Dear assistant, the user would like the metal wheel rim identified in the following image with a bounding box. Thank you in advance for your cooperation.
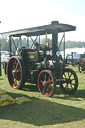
[7,57,22,89]
[38,71,54,97]
[61,70,76,93]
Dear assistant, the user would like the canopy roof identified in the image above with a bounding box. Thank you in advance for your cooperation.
[0,21,76,37]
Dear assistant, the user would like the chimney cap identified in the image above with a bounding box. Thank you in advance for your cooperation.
[51,21,59,25]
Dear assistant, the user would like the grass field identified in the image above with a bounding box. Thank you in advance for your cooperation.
[0,66,85,128]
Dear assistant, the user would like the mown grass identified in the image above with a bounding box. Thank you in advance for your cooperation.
[0,66,85,128]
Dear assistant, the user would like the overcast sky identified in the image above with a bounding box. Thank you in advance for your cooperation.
[0,0,85,41]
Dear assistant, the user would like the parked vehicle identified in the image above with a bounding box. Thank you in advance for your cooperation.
[75,54,85,73]
[1,52,10,73]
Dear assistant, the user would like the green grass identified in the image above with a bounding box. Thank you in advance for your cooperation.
[0,66,85,128]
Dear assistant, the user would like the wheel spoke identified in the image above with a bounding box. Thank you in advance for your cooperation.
[48,76,50,81]
[66,83,70,91]
[65,83,68,89]
[16,69,21,74]
[69,73,72,78]
[41,80,44,83]
[44,73,46,81]
[12,75,14,80]
[43,86,45,93]
[71,83,75,86]
[15,62,19,71]
[70,83,74,89]
[68,72,69,78]
[46,79,53,84]
[71,78,75,81]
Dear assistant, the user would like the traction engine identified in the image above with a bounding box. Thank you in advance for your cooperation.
[1,21,78,97]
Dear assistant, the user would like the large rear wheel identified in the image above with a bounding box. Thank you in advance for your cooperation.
[60,68,78,94]
[38,70,56,97]
[7,56,26,89]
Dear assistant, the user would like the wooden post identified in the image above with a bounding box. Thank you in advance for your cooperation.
[9,36,12,57]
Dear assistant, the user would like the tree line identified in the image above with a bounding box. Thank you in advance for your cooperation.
[0,37,85,53]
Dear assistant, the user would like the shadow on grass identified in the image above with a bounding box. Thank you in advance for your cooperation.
[23,84,38,92]
[53,86,85,101]
[0,92,85,126]
[22,84,85,100]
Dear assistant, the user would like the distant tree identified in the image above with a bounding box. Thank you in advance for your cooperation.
[0,36,85,52]
[0,37,9,51]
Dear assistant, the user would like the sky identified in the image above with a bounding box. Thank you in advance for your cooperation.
[0,0,85,41]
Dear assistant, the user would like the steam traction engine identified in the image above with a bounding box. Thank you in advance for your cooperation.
[1,21,78,97]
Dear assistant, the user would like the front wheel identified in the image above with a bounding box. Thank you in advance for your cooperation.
[38,70,56,97]
[60,68,78,94]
